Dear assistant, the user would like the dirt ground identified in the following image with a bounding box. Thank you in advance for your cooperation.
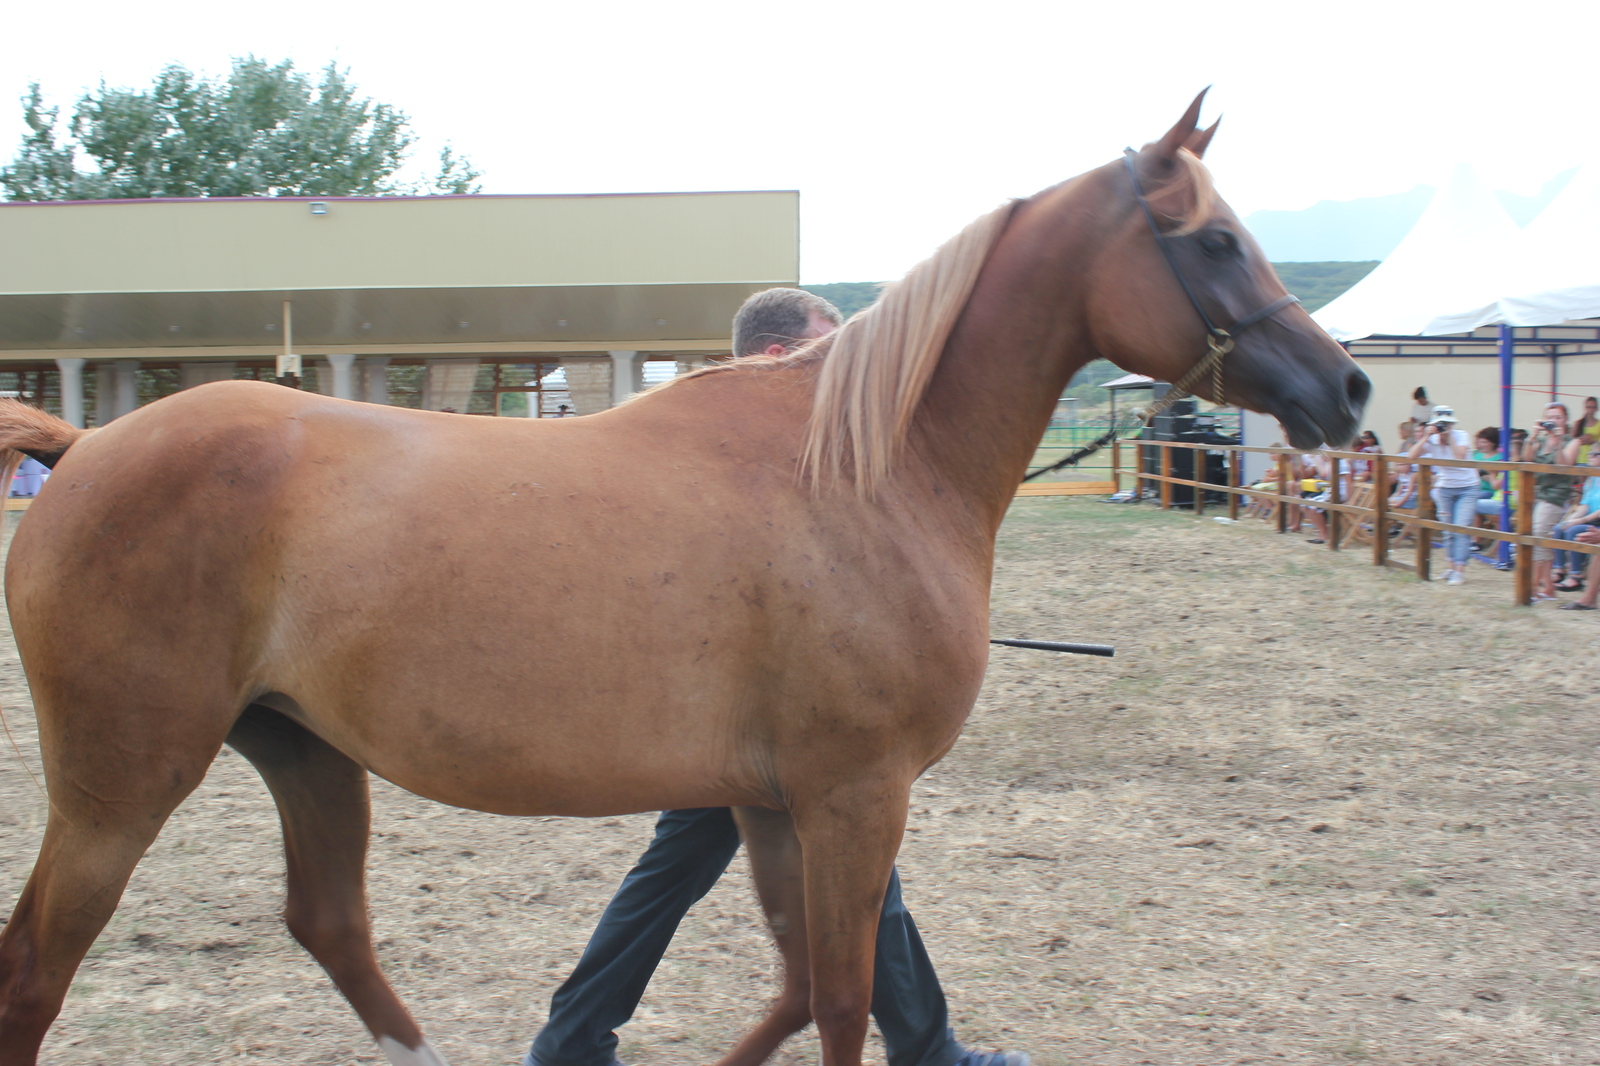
[3,499,1598,1065]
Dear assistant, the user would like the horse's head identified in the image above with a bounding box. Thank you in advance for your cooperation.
[1083,93,1370,449]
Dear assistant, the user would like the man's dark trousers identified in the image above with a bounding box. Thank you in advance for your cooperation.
[527,807,962,1066]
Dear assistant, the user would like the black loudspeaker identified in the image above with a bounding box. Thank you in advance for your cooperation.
[1139,438,1231,506]
[1152,414,1196,439]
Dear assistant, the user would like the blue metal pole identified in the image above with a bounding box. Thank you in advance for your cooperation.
[1498,323,1514,568]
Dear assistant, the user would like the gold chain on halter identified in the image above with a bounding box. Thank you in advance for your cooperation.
[1141,331,1231,420]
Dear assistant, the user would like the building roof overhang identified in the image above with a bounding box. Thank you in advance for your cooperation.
[0,191,799,360]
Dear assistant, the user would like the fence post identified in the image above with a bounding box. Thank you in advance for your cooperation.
[1515,469,1535,605]
[1276,451,1290,534]
[1228,450,1241,521]
[1194,447,1206,517]
[1160,444,1171,511]
[1415,464,1433,581]
[1372,454,1389,567]
[1328,457,1341,550]
[1112,438,1121,494]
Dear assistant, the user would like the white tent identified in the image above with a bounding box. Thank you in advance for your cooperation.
[1312,164,1523,341]
[1470,160,1600,328]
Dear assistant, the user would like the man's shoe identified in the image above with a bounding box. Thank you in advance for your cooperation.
[953,1052,1031,1066]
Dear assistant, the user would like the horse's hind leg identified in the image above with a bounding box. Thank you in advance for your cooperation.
[716,807,813,1066]
[0,710,224,1065]
[225,705,449,1066]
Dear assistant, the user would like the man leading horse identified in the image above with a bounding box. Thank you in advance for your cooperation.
[525,288,1027,1066]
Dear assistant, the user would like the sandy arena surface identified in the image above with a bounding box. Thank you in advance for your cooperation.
[2,499,1598,1065]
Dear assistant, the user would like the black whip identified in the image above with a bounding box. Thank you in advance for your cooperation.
[990,638,1115,657]
[1020,426,1122,482]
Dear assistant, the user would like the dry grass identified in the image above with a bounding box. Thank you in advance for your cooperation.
[2,501,1598,1064]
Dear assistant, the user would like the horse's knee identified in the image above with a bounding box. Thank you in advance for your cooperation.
[808,993,868,1037]
[284,902,369,966]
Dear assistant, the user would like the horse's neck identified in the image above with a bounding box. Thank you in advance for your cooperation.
[910,178,1110,534]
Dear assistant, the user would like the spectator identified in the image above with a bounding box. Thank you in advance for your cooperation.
[1355,430,1382,480]
[1473,427,1506,519]
[1408,406,1476,585]
[9,455,46,497]
[1302,442,1357,544]
[1389,423,1419,509]
[1526,403,1582,601]
[1575,395,1600,440]
[1560,528,1600,611]
[1410,387,1432,427]
[1553,446,1600,591]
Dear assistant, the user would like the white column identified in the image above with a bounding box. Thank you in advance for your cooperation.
[114,361,139,418]
[326,353,356,400]
[609,350,641,407]
[55,358,85,429]
[363,357,390,405]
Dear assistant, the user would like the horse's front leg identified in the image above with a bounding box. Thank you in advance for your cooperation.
[714,807,813,1066]
[792,778,910,1066]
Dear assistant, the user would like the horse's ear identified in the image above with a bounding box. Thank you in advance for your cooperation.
[1150,88,1210,162]
[1185,118,1220,159]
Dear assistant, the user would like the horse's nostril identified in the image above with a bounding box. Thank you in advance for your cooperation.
[1346,369,1372,409]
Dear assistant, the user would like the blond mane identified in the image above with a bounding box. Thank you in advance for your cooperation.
[796,201,1014,496]
[1149,148,1216,236]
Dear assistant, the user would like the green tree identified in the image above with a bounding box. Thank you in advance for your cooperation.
[2,58,481,201]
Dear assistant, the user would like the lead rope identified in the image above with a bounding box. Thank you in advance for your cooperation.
[1020,339,1226,482]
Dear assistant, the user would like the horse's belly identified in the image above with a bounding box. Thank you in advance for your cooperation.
[256,471,987,819]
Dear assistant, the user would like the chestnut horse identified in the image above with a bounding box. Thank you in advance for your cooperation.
[0,95,1367,1066]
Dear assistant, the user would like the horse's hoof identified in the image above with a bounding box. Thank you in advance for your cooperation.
[379,1036,452,1066]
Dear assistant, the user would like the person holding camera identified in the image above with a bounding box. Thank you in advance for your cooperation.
[1526,403,1583,600]
[1408,406,1477,584]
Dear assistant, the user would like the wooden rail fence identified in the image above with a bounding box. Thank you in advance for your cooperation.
[1105,440,1600,606]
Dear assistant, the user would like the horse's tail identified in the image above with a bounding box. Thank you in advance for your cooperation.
[0,400,93,801]
[0,399,94,494]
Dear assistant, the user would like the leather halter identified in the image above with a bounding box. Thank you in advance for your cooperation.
[1018,153,1300,484]
[1121,148,1300,405]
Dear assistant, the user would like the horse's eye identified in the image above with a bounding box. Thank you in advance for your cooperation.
[1198,231,1240,260]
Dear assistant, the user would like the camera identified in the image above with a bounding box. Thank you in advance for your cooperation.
[1539,420,1558,430]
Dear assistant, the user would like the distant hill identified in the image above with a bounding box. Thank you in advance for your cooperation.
[1272,261,1379,312]
[800,281,882,319]
[1242,169,1575,262]
[807,260,1376,321]
[1244,187,1434,262]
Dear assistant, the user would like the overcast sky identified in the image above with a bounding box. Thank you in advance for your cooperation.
[4,0,1596,282]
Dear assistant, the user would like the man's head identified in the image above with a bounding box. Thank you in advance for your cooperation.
[731,288,844,358]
